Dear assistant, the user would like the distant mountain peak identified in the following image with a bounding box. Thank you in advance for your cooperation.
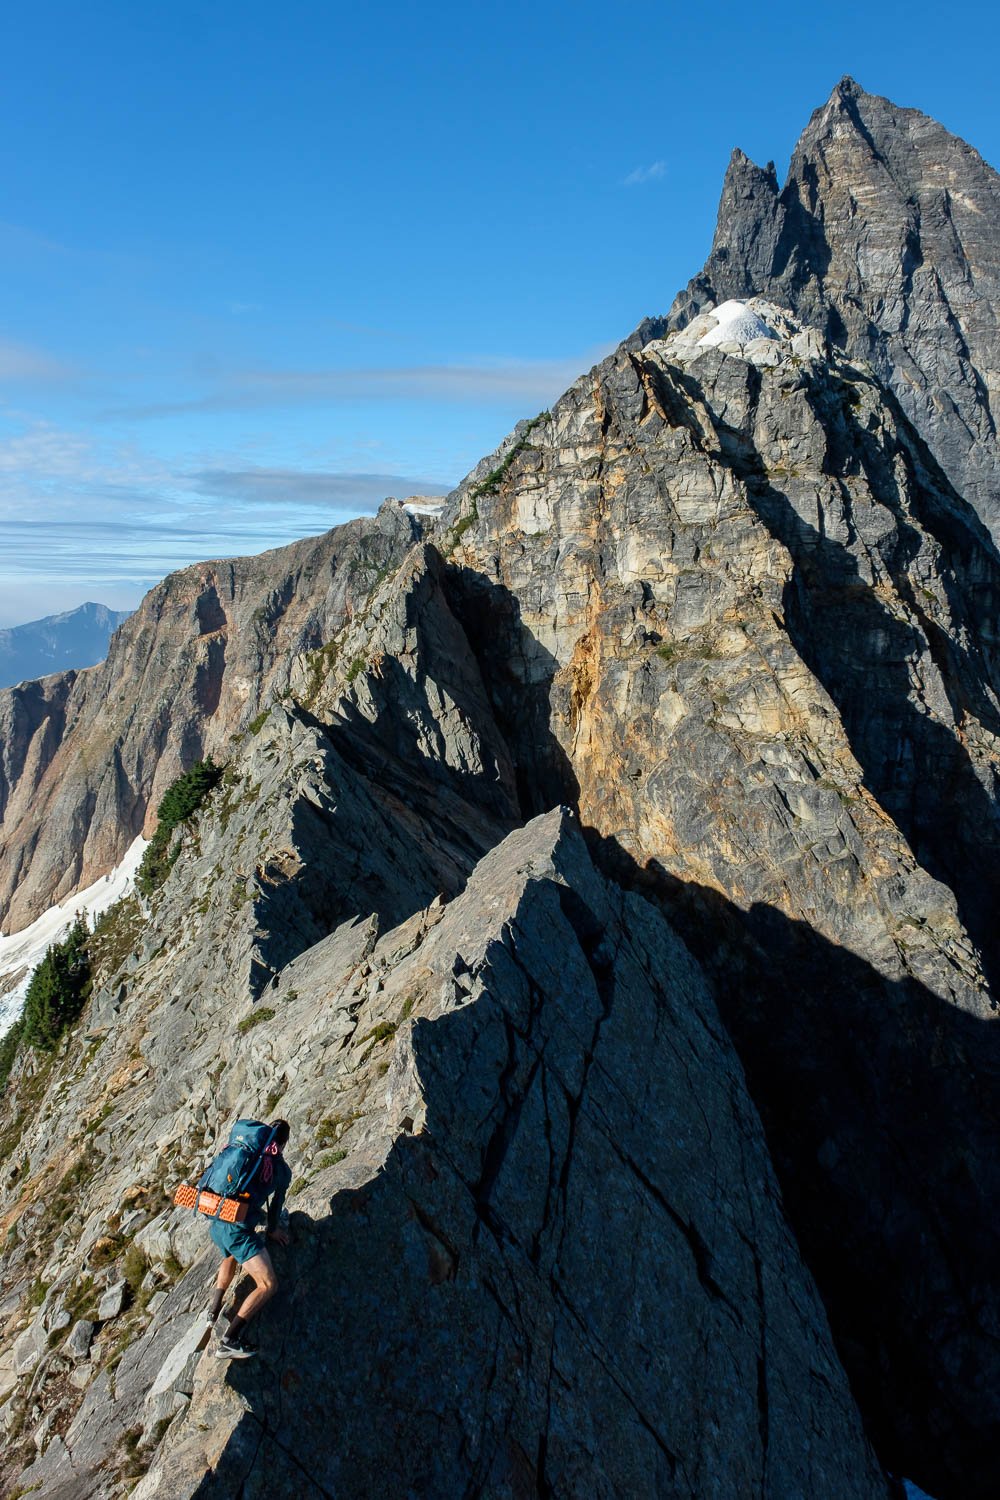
[0,601,132,691]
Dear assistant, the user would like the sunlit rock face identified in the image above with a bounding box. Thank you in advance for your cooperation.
[439,292,1000,1497]
[672,75,1000,544]
[0,503,421,935]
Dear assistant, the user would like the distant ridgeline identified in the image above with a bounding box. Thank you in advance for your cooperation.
[0,602,131,690]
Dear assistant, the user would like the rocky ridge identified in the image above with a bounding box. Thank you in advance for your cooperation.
[2,81,1000,1500]
[0,801,889,1499]
[435,294,1000,1496]
[0,504,420,935]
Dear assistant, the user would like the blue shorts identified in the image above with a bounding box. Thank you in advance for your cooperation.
[209,1217,266,1264]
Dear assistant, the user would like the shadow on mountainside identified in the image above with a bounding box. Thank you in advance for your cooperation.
[189,867,1000,1500]
[678,356,1000,998]
[442,560,1000,1496]
[187,557,1000,1499]
[591,836,1000,1500]
[249,557,526,990]
[439,561,581,818]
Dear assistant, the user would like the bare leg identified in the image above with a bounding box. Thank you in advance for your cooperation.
[207,1255,238,1322]
[227,1249,277,1328]
[215,1255,238,1292]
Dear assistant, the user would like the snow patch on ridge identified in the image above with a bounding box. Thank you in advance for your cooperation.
[0,836,147,1038]
[402,496,446,519]
[656,295,827,370]
[697,298,777,347]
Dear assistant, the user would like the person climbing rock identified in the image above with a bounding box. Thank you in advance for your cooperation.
[204,1119,292,1360]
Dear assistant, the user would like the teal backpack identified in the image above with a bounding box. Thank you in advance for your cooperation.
[196,1119,279,1216]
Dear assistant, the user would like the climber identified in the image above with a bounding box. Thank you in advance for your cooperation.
[205,1119,293,1360]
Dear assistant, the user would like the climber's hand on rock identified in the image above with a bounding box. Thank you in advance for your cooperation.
[268,1227,290,1246]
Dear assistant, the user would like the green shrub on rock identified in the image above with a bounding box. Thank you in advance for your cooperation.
[136,757,221,897]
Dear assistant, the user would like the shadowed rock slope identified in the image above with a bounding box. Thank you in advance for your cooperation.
[4,827,888,1500]
[671,76,1000,541]
[0,564,887,1497]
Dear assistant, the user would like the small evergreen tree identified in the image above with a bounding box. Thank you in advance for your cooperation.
[156,757,221,828]
[136,756,222,897]
[20,917,91,1053]
[0,1017,24,1092]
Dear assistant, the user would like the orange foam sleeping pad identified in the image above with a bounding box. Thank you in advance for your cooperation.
[173,1182,251,1223]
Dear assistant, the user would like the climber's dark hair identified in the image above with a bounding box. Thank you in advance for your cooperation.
[271,1120,291,1147]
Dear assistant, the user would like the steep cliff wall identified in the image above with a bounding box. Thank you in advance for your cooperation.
[3,81,1000,1500]
[435,300,1000,1496]
[0,504,419,935]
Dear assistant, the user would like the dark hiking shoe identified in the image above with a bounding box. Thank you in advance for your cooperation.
[214,1335,256,1360]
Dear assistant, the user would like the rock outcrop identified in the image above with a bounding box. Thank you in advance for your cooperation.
[671,76,1000,541]
[0,792,888,1498]
[0,502,420,934]
[435,298,1000,1497]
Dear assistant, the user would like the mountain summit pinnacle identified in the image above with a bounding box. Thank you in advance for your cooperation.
[672,78,1000,540]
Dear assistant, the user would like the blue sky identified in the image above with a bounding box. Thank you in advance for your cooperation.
[2,0,1000,625]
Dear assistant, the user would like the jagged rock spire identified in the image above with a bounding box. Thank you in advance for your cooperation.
[672,78,1000,539]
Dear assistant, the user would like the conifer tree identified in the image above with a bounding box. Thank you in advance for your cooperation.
[20,916,91,1053]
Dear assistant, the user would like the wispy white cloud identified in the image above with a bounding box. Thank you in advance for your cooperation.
[0,418,455,622]
[104,349,611,420]
[0,329,614,621]
[0,423,171,519]
[0,339,72,383]
[623,161,667,187]
[192,467,450,507]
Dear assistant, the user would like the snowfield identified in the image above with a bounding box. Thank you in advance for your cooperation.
[0,836,147,1038]
[402,499,446,518]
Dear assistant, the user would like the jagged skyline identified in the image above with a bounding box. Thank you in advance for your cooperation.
[3,2,1000,624]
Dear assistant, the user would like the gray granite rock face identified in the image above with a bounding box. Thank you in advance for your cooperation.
[65,1320,95,1361]
[0,812,888,1499]
[97,1281,127,1322]
[439,304,1000,1498]
[5,80,1000,1500]
[671,76,1000,542]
